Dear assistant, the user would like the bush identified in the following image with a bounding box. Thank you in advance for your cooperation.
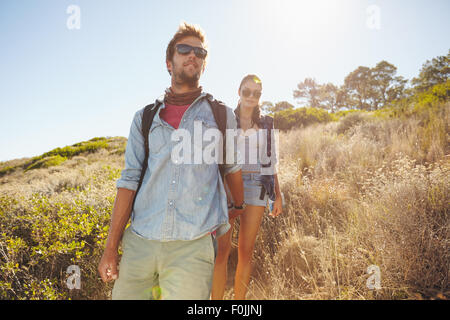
[334,109,364,118]
[22,140,109,172]
[25,155,67,171]
[0,166,16,178]
[0,174,117,299]
[41,140,109,158]
[335,111,370,135]
[275,107,337,131]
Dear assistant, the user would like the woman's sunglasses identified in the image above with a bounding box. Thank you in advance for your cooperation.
[175,44,208,59]
[241,88,262,99]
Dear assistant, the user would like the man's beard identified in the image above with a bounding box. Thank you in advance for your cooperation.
[173,66,201,87]
[180,71,200,86]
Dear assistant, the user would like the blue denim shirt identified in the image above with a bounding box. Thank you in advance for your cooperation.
[116,92,242,241]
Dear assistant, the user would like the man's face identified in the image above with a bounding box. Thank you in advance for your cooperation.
[167,36,207,87]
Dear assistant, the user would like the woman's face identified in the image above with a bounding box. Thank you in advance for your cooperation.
[238,80,262,109]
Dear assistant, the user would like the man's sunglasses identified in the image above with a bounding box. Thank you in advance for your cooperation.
[175,44,208,59]
[242,88,262,99]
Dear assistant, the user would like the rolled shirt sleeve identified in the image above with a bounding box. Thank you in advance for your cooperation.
[116,109,145,191]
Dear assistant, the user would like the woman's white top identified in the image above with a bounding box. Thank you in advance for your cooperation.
[236,128,278,175]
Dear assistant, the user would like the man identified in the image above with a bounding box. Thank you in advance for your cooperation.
[97,22,245,300]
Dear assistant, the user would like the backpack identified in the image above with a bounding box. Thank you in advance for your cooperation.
[131,94,228,211]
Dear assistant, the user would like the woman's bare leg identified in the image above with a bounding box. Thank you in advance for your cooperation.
[234,205,265,300]
[211,218,235,300]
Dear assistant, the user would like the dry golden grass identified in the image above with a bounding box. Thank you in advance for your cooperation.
[225,103,449,300]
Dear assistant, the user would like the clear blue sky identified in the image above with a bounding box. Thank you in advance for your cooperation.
[1,0,449,162]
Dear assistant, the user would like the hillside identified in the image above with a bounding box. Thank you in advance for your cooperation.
[0,102,448,299]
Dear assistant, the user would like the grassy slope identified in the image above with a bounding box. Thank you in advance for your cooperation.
[0,101,448,299]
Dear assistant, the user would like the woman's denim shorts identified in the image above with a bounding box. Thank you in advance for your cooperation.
[242,172,269,207]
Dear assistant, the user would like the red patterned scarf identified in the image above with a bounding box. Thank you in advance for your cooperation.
[164,86,203,106]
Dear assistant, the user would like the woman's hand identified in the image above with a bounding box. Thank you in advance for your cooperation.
[269,196,283,218]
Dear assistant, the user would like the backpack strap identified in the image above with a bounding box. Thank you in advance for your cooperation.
[131,101,162,212]
[261,115,274,168]
[259,115,276,200]
[205,94,227,184]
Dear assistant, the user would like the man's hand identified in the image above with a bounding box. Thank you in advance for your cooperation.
[228,207,245,220]
[98,248,119,282]
[98,188,135,283]
[224,170,244,219]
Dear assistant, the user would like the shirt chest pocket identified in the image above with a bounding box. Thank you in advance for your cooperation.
[148,123,167,155]
[192,117,222,163]
[194,116,219,131]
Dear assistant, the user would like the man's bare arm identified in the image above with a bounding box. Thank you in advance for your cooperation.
[225,169,245,219]
[98,187,136,282]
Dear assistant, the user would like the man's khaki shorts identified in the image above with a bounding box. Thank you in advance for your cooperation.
[112,227,217,300]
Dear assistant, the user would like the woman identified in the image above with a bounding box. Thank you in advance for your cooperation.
[211,74,283,300]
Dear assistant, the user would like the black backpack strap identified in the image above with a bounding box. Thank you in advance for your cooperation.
[131,101,162,212]
[259,115,275,200]
[205,94,228,184]
[261,115,274,168]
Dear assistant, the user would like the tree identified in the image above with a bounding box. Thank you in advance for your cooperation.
[293,78,321,108]
[411,50,449,93]
[272,101,294,112]
[260,101,294,115]
[370,60,407,108]
[343,61,407,111]
[318,83,349,113]
[344,66,374,110]
[274,107,335,130]
[260,101,274,115]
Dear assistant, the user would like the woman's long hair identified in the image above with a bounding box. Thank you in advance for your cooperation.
[235,74,262,128]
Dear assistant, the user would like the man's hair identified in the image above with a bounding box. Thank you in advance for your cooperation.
[166,22,208,75]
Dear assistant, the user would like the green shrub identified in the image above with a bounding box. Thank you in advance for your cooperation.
[0,189,116,299]
[373,80,449,120]
[335,111,370,135]
[41,140,109,159]
[334,109,364,118]
[23,140,109,172]
[0,166,16,177]
[275,107,336,130]
[412,80,449,114]
[25,155,67,171]
[88,137,108,142]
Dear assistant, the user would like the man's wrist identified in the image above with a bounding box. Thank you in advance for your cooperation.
[104,246,119,254]
[233,202,246,210]
[105,238,120,253]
